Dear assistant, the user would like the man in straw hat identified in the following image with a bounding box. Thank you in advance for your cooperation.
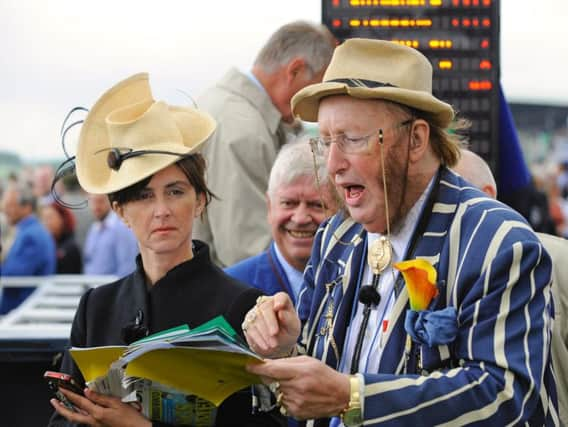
[242,39,558,426]
[194,21,336,268]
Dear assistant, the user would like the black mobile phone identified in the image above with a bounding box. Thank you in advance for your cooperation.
[44,370,84,411]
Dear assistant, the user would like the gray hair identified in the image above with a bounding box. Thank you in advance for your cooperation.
[254,21,335,77]
[268,136,329,200]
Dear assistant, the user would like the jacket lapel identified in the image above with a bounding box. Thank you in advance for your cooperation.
[378,168,459,373]
[330,233,367,367]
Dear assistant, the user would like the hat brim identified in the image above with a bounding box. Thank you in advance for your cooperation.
[76,73,216,194]
[292,81,454,127]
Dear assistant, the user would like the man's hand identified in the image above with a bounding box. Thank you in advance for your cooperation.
[51,387,151,427]
[247,355,351,420]
[243,292,301,358]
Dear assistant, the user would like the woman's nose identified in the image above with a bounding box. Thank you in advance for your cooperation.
[153,197,171,218]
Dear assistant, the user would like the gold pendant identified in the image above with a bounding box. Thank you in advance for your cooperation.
[367,236,392,274]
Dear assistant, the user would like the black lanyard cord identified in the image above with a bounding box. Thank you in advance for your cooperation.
[350,272,381,374]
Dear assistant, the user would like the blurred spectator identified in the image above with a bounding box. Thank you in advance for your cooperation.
[194,20,336,267]
[1,174,19,261]
[0,209,15,264]
[452,149,497,198]
[83,193,138,277]
[40,202,82,274]
[0,182,56,313]
[32,165,56,206]
[226,139,338,305]
[497,84,557,234]
[547,177,568,238]
[558,160,568,199]
[526,173,559,235]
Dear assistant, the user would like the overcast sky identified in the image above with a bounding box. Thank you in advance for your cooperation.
[1,0,567,161]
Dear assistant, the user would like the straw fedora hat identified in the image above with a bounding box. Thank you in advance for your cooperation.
[292,38,454,126]
[75,73,216,194]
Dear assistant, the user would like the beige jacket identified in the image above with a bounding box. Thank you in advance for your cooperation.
[538,232,568,426]
[194,68,290,267]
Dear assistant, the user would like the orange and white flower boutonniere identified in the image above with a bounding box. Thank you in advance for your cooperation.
[394,259,457,347]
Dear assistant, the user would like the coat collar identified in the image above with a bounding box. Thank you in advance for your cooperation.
[120,241,214,341]
[218,68,282,135]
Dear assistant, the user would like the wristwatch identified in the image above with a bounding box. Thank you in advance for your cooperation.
[340,374,363,426]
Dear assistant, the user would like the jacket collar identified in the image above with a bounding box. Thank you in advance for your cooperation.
[218,68,282,135]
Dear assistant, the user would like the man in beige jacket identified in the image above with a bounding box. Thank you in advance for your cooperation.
[194,21,335,267]
[455,149,567,425]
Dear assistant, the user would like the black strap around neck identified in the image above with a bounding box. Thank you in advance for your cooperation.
[394,166,444,296]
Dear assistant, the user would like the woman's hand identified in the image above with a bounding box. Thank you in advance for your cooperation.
[242,292,301,358]
[51,387,152,427]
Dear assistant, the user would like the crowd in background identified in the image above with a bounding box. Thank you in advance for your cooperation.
[531,152,568,238]
[0,164,138,278]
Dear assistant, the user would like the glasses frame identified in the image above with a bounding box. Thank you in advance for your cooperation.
[309,118,414,156]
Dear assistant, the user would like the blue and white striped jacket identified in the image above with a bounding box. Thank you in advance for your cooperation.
[297,167,558,426]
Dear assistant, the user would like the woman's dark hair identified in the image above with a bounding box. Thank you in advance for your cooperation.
[48,202,77,236]
[108,153,216,211]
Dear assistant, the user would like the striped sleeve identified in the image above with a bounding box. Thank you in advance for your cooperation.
[360,236,555,425]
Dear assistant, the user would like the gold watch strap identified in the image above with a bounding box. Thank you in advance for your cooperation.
[340,374,363,426]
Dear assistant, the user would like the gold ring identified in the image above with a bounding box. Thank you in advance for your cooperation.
[246,309,257,323]
[256,295,270,306]
[269,381,280,394]
[276,391,284,406]
[280,405,288,416]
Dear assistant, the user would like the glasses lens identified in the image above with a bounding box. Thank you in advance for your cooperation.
[338,135,369,154]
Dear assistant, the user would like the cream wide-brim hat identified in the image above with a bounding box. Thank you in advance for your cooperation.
[75,73,216,194]
[292,38,454,126]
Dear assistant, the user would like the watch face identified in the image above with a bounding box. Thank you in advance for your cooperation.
[342,407,363,426]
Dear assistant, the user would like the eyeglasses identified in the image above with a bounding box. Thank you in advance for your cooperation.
[309,119,414,156]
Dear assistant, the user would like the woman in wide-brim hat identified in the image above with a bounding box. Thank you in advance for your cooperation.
[49,73,283,427]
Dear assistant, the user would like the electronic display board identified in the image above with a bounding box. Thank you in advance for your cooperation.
[322,0,500,175]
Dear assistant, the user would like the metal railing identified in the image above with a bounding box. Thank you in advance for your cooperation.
[0,275,117,341]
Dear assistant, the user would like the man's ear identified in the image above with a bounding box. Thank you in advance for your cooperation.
[285,57,306,83]
[482,184,497,199]
[408,119,430,163]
